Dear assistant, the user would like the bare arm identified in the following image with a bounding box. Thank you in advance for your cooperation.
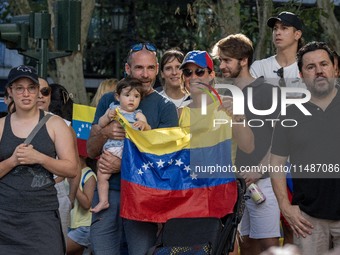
[87,121,125,159]
[219,96,254,153]
[0,146,20,178]
[76,175,96,210]
[98,108,115,128]
[134,112,151,131]
[232,118,254,154]
[67,127,81,206]
[270,153,313,238]
[240,148,270,186]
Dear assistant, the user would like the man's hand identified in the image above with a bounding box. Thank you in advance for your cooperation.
[239,171,262,187]
[102,121,126,140]
[97,150,121,174]
[281,204,314,238]
[218,96,233,117]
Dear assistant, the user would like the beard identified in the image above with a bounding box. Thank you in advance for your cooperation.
[222,61,242,79]
[308,77,335,98]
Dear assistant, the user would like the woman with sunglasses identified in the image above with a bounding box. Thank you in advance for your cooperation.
[37,79,81,246]
[159,49,190,110]
[178,51,253,255]
[0,66,78,254]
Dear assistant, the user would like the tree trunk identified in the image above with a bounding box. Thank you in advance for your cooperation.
[215,0,240,37]
[47,0,95,105]
[317,0,340,53]
[253,0,272,60]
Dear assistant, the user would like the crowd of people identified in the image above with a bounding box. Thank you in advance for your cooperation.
[0,10,339,255]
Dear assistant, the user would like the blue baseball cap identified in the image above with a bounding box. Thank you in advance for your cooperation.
[179,50,214,71]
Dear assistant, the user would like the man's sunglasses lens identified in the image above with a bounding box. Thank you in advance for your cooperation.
[40,87,51,96]
[182,68,206,77]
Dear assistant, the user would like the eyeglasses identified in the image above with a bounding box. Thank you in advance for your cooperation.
[182,68,208,78]
[11,85,38,95]
[276,67,286,87]
[40,87,51,96]
[130,43,157,53]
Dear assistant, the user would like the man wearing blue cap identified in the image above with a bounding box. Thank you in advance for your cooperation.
[251,11,306,99]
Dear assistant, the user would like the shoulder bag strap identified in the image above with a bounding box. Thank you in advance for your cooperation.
[24,113,53,145]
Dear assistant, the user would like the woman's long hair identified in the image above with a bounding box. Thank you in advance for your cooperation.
[49,83,74,121]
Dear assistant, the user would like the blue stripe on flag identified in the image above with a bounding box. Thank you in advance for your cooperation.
[72,119,92,140]
[121,138,235,191]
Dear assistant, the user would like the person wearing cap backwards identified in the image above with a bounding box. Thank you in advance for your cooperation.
[251,11,307,98]
[0,65,78,254]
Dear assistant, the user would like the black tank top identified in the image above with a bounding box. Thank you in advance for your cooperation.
[0,110,58,212]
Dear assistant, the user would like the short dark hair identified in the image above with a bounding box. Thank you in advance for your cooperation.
[297,41,334,72]
[160,49,184,72]
[115,77,144,98]
[211,33,254,68]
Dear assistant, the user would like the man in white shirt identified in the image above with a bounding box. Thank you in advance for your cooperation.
[251,11,306,98]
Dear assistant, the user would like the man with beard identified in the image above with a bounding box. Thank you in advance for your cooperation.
[270,41,340,255]
[211,34,281,254]
[87,43,178,255]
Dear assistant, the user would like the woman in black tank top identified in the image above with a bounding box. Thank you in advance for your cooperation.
[0,65,78,255]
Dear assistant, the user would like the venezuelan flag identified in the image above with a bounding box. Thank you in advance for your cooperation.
[118,104,237,223]
[72,104,96,157]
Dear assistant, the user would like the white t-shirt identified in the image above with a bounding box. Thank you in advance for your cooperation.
[159,90,191,108]
[250,55,306,98]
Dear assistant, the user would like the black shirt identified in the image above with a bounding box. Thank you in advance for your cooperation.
[271,88,340,220]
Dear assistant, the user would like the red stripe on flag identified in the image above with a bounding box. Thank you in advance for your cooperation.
[120,179,238,223]
[77,139,88,157]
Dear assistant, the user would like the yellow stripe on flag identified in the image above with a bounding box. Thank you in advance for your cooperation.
[72,104,96,123]
[115,103,232,156]
[116,110,190,155]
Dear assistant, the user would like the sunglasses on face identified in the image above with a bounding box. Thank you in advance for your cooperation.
[130,43,157,53]
[182,68,207,78]
[40,87,51,96]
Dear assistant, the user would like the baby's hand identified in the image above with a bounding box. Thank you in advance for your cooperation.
[107,109,117,120]
[133,121,150,131]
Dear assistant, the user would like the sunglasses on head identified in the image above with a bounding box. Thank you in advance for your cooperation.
[40,87,51,96]
[130,43,157,53]
[182,68,208,78]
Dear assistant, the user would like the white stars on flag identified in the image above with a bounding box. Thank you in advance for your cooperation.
[175,158,184,167]
[135,156,198,180]
[156,159,165,168]
[183,165,191,173]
